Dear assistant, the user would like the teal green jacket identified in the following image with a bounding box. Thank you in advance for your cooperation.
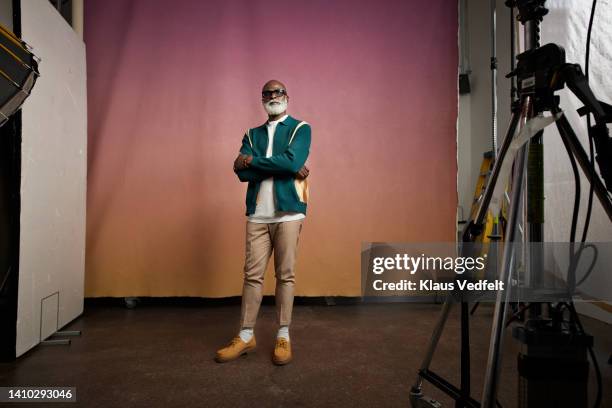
[235,115,311,216]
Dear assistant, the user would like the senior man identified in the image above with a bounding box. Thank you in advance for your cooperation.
[215,80,311,365]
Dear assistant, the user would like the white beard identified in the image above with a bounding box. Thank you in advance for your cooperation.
[263,99,287,116]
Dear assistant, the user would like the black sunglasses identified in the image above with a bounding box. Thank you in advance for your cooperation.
[262,89,287,99]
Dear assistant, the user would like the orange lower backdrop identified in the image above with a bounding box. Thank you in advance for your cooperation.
[84,0,458,297]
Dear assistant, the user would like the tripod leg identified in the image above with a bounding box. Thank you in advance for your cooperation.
[460,302,471,408]
[481,143,529,408]
[470,302,479,315]
[555,114,612,220]
[412,103,525,407]
[411,299,453,392]
[469,110,521,233]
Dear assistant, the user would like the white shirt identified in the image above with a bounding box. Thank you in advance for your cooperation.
[248,115,306,224]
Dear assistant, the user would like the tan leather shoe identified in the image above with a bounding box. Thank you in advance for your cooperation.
[215,336,256,363]
[272,337,292,365]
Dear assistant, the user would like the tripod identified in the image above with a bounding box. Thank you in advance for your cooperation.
[409,2,612,407]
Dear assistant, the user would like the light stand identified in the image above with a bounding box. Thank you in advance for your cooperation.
[410,1,612,407]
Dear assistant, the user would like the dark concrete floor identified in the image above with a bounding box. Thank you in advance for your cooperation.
[0,300,610,408]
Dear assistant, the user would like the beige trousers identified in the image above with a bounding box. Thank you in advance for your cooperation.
[240,219,303,328]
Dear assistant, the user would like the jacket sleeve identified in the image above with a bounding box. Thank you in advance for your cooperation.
[249,124,311,174]
[234,132,269,182]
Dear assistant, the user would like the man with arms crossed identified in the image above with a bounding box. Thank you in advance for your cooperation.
[215,80,311,365]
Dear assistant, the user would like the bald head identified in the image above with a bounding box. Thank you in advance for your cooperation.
[262,79,287,93]
[261,79,289,120]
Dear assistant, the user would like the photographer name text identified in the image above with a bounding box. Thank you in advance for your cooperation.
[371,279,505,292]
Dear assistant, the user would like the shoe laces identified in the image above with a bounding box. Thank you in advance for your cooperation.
[277,338,289,349]
[229,337,243,346]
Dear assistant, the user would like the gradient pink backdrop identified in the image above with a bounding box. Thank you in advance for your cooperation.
[84,0,458,297]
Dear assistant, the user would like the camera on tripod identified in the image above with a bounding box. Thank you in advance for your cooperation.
[508,43,612,192]
[509,43,564,112]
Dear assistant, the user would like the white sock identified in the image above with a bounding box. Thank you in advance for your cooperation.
[239,328,253,342]
[277,326,290,340]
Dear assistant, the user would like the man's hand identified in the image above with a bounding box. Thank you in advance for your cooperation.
[295,165,309,180]
[233,154,253,171]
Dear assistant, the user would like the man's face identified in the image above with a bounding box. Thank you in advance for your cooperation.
[262,83,288,116]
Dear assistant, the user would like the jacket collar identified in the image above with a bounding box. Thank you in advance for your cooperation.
[262,114,293,128]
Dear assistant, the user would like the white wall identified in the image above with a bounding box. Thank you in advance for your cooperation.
[457,92,471,223]
[16,0,87,356]
[457,0,511,227]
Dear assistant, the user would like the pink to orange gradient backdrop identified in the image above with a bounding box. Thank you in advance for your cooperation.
[84,0,458,297]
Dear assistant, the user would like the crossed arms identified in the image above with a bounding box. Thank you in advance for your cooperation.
[233,125,311,182]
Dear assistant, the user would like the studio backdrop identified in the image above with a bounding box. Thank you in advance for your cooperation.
[84,0,458,297]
